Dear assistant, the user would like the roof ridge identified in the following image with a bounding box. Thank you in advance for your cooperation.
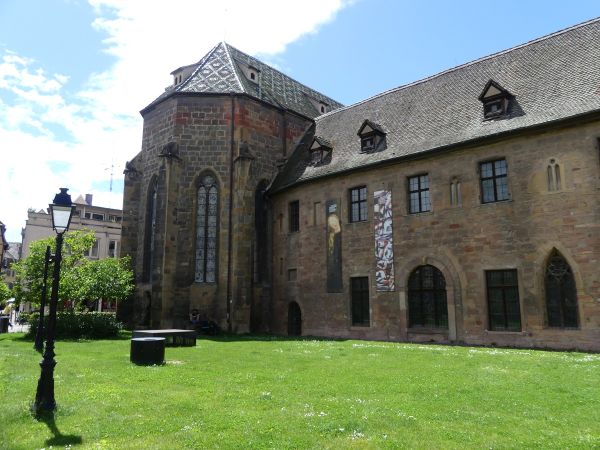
[318,16,600,120]
[221,41,246,94]
[176,42,223,93]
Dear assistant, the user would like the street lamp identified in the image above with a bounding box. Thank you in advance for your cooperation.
[34,188,75,413]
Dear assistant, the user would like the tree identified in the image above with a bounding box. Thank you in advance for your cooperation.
[12,230,96,306]
[68,256,134,311]
[0,279,11,304]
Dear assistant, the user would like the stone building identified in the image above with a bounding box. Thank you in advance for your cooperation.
[21,194,122,260]
[122,19,600,350]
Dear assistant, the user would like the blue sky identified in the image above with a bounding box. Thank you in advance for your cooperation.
[0,0,598,242]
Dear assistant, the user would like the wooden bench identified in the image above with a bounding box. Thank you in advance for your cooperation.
[132,329,197,347]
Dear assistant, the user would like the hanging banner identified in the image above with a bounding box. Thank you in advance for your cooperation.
[374,190,395,291]
[326,199,343,292]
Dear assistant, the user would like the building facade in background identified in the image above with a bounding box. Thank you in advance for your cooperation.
[122,19,600,350]
[21,194,122,260]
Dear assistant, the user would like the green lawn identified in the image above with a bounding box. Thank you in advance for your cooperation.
[1,333,599,449]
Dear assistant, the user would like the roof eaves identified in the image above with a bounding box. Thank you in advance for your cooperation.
[274,108,600,194]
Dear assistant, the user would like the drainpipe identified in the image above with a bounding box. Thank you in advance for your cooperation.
[226,94,235,332]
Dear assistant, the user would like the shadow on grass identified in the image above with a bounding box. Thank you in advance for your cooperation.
[35,410,83,447]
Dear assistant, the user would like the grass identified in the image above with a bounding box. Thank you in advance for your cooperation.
[1,333,599,449]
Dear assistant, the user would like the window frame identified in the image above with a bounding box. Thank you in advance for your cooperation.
[350,276,370,327]
[195,173,219,284]
[407,265,448,329]
[348,186,368,223]
[408,174,431,214]
[485,269,522,332]
[289,200,300,233]
[480,158,509,204]
[545,251,578,328]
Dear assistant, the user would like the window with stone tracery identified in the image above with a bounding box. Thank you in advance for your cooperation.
[195,174,219,283]
[545,250,578,328]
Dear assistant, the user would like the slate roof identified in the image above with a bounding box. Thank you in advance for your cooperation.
[142,42,343,118]
[272,18,600,192]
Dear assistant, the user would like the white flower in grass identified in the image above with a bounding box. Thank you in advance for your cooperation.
[318,411,327,416]
[350,430,365,440]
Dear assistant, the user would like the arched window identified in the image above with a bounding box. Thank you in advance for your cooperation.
[547,159,562,191]
[195,173,218,283]
[408,265,448,328]
[545,250,578,328]
[143,178,158,282]
[254,180,269,283]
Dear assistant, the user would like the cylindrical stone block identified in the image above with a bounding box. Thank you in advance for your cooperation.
[130,337,165,365]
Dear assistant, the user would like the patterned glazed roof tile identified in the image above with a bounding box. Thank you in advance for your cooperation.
[143,42,343,118]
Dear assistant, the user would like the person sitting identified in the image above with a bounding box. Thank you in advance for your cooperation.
[189,309,200,327]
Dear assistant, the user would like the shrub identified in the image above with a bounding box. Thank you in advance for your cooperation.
[26,311,123,340]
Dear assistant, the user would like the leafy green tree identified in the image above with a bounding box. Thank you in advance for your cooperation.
[12,230,96,306]
[0,279,11,303]
[68,256,134,311]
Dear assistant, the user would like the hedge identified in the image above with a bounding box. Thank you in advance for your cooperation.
[26,311,122,340]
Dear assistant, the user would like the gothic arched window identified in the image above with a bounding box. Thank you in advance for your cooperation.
[143,178,158,282]
[195,174,219,283]
[545,250,578,328]
[547,159,562,191]
[408,265,448,328]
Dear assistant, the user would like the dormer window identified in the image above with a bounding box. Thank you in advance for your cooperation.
[357,120,385,152]
[309,136,332,165]
[246,65,259,84]
[479,80,512,120]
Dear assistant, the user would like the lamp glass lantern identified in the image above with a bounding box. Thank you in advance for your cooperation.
[50,188,75,234]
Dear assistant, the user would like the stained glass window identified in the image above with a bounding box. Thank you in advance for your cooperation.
[195,174,218,283]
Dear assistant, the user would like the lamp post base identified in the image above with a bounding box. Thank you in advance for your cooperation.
[33,336,57,413]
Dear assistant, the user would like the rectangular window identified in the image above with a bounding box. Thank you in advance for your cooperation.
[86,240,99,259]
[351,277,370,327]
[486,269,521,331]
[287,268,297,281]
[480,159,509,203]
[289,200,299,233]
[84,212,91,219]
[91,213,105,221]
[349,186,367,222]
[408,174,431,213]
[108,240,118,258]
[313,202,322,226]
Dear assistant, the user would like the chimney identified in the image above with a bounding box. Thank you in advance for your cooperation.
[85,194,93,206]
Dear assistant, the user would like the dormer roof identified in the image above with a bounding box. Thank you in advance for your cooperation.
[311,136,333,150]
[357,119,385,136]
[478,79,512,101]
[143,42,344,118]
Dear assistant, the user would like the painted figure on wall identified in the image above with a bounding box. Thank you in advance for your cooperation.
[374,190,394,291]
[326,199,343,292]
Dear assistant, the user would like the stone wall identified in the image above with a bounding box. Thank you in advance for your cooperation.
[121,94,312,331]
[270,119,600,351]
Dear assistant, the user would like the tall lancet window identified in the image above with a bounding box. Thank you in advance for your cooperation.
[143,179,158,282]
[545,250,578,328]
[195,174,219,283]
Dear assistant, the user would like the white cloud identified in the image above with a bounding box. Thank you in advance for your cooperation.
[0,0,350,242]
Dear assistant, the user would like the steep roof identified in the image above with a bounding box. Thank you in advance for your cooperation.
[272,18,600,192]
[142,42,343,118]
